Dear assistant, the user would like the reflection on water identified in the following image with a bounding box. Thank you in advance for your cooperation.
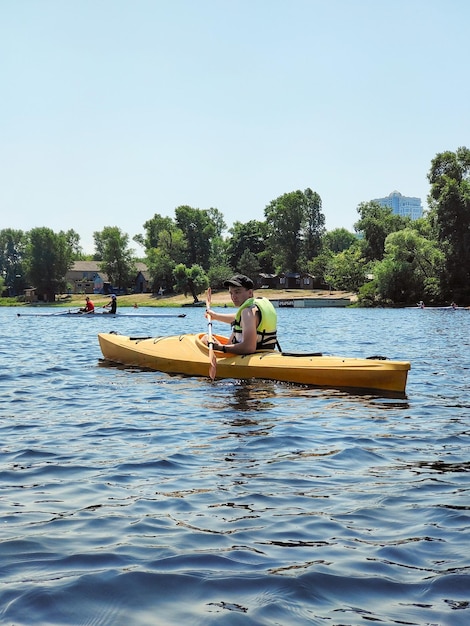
[223,380,278,412]
[1,306,469,625]
[410,460,470,474]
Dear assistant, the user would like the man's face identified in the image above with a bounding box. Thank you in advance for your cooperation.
[228,286,252,307]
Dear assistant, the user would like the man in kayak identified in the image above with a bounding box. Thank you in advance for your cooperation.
[80,296,95,314]
[103,293,117,314]
[204,274,278,354]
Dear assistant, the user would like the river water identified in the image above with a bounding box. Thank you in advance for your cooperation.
[1,305,469,625]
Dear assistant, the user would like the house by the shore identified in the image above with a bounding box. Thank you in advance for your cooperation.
[65,261,150,294]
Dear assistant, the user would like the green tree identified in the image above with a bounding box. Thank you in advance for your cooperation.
[372,228,443,304]
[264,188,325,272]
[238,249,261,279]
[93,226,137,292]
[226,220,269,271]
[383,228,443,303]
[207,207,226,237]
[356,280,380,307]
[207,263,234,290]
[265,190,304,271]
[302,188,326,261]
[326,247,368,292]
[143,220,187,294]
[354,201,409,262]
[0,228,27,296]
[157,227,187,264]
[175,206,216,269]
[25,227,74,301]
[323,228,357,253]
[64,229,83,259]
[427,146,470,301]
[306,249,334,286]
[372,257,411,304]
[173,263,209,303]
[146,248,175,294]
[139,214,179,250]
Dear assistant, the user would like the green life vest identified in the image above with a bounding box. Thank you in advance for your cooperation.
[232,297,278,350]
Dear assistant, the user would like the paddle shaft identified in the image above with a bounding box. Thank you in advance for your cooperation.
[206,288,217,380]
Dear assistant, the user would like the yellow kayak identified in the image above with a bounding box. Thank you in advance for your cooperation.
[98,332,410,394]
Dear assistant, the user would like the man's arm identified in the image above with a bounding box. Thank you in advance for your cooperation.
[205,309,235,324]
[223,306,257,354]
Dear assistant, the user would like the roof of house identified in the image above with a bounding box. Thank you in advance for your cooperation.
[70,261,102,272]
[70,261,148,272]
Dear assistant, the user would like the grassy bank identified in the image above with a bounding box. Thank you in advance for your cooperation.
[2,289,355,308]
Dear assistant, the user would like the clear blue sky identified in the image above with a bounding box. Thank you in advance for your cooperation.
[1,0,469,254]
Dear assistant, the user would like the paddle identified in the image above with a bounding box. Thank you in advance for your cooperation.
[16,309,80,317]
[206,288,217,381]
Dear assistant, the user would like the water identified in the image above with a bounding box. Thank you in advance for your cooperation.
[1,305,469,625]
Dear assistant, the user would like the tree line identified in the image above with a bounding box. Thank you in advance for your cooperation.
[1,147,469,305]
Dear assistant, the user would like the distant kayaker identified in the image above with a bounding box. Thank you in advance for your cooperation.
[103,294,117,314]
[80,296,95,314]
[204,274,278,354]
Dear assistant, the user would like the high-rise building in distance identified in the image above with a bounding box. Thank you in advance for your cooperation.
[373,191,423,220]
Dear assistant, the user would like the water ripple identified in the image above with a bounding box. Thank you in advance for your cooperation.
[1,307,469,624]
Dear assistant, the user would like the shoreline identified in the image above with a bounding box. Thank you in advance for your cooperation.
[2,289,357,308]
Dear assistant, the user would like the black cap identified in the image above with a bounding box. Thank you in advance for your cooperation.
[223,274,254,289]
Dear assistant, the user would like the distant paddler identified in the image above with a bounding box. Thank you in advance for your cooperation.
[103,293,117,314]
[80,296,95,314]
